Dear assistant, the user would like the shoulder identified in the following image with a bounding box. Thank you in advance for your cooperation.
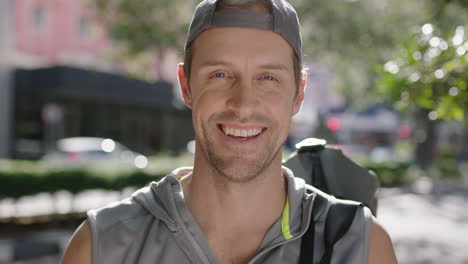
[61,220,92,264]
[368,217,398,264]
[87,196,150,234]
[62,192,155,264]
[61,197,148,264]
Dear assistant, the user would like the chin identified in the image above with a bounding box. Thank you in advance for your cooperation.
[210,154,275,183]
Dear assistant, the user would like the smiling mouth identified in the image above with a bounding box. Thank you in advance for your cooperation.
[217,124,266,140]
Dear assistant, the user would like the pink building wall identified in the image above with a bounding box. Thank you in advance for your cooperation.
[15,0,110,64]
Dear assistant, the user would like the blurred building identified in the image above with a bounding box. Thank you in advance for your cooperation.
[12,66,193,159]
[0,0,192,159]
[2,0,110,68]
[0,0,14,159]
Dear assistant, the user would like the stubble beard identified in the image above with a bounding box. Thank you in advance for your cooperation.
[197,111,285,183]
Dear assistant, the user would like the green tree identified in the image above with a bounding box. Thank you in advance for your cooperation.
[377,24,467,166]
[378,26,468,121]
[295,0,431,107]
[295,0,467,167]
[90,0,193,80]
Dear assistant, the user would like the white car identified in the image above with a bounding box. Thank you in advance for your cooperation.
[44,137,148,169]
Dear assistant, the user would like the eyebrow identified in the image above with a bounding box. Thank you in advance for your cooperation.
[198,60,290,72]
[258,63,290,72]
[198,60,234,68]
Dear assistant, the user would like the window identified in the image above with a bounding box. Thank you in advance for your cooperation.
[32,5,45,29]
[77,17,91,38]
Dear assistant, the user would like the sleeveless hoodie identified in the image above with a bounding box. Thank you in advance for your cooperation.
[87,167,372,264]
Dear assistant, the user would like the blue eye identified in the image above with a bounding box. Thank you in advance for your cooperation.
[214,72,226,78]
[263,75,275,81]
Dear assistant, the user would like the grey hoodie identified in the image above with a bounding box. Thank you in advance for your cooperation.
[87,167,372,264]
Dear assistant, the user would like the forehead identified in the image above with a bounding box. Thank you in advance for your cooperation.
[191,27,295,68]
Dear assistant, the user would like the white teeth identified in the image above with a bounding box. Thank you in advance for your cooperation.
[222,126,262,137]
[251,128,262,136]
[241,130,247,137]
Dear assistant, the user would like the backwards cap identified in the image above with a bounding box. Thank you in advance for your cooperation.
[186,0,302,64]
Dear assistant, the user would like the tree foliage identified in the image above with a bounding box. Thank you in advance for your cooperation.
[376,0,468,121]
[377,25,468,120]
[89,0,194,80]
[92,0,191,53]
[375,1,468,166]
[295,0,430,106]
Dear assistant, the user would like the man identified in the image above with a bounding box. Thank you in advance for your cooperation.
[62,0,398,263]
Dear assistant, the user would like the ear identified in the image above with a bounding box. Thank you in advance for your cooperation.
[178,63,192,109]
[292,70,307,115]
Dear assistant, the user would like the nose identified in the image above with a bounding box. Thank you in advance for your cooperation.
[225,78,258,118]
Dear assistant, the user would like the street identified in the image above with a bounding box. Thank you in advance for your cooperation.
[378,178,468,264]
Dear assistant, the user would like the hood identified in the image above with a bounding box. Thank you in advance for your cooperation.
[131,166,310,241]
[131,167,194,230]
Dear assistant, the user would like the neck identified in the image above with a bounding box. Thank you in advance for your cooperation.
[180,151,287,244]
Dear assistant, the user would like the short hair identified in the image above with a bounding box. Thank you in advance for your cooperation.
[183,0,303,93]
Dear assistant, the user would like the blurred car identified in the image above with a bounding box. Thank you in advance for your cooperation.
[43,137,148,169]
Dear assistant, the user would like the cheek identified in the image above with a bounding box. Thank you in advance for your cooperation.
[264,93,295,115]
[191,90,225,130]
[191,89,223,115]
[189,80,224,107]
[267,95,295,131]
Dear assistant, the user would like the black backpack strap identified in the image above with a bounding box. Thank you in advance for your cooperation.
[308,150,329,194]
[300,192,360,264]
[299,192,327,264]
[320,201,360,264]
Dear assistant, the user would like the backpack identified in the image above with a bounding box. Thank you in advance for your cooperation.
[283,138,379,215]
[284,138,380,263]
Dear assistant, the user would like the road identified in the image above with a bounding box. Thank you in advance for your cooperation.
[378,178,468,264]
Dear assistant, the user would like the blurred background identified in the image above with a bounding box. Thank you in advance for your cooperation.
[0,0,467,263]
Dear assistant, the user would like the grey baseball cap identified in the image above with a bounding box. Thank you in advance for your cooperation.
[186,0,302,63]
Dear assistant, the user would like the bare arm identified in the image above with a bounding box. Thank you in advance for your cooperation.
[368,217,398,264]
[61,220,92,264]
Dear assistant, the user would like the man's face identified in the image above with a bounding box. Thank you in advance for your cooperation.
[180,27,305,182]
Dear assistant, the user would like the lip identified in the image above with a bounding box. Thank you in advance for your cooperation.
[218,122,266,130]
